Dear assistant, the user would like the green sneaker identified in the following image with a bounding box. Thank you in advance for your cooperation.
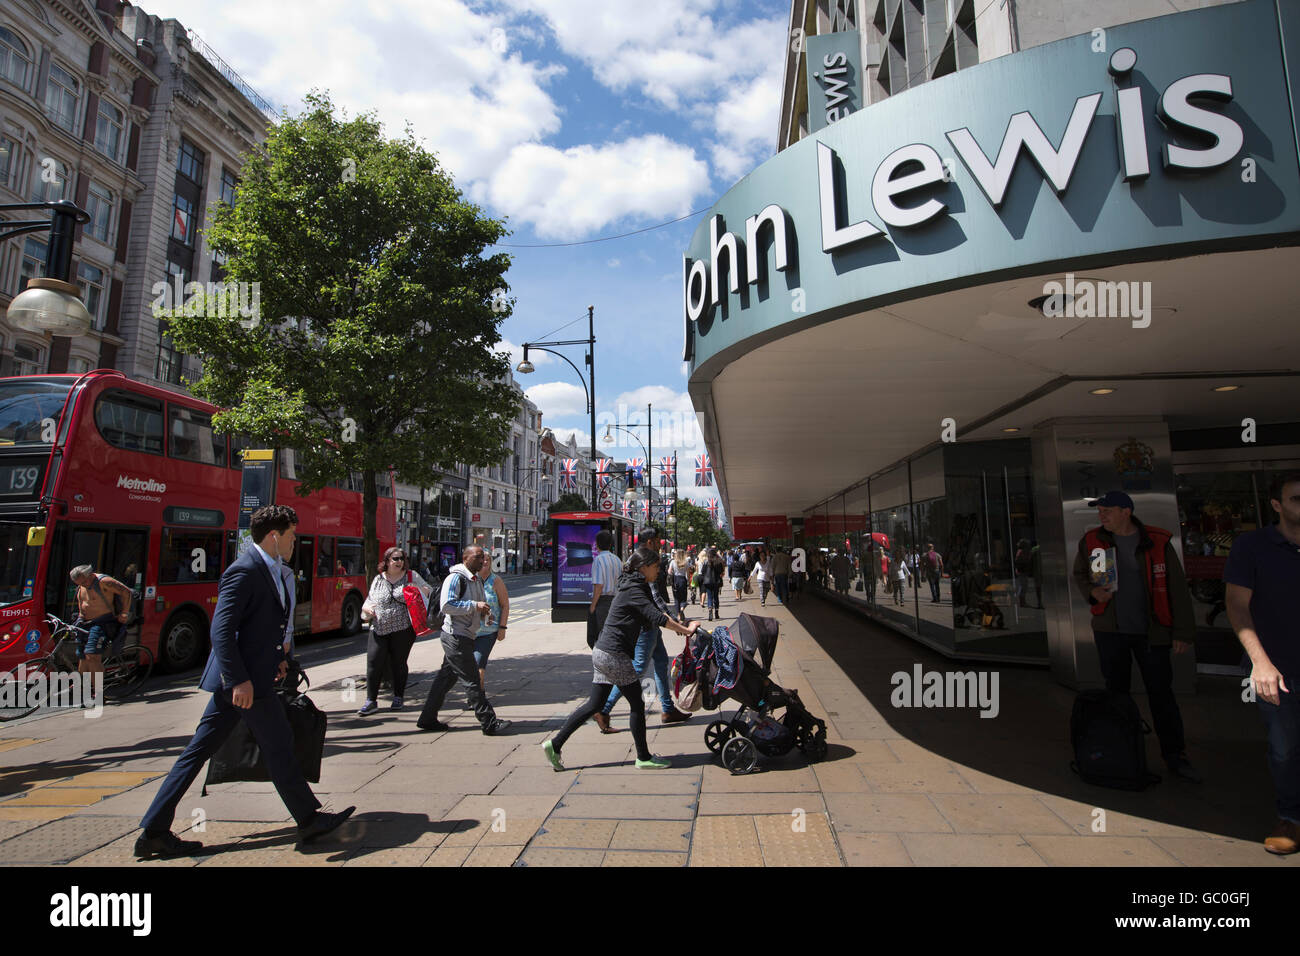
[541,739,564,772]
[635,755,671,770]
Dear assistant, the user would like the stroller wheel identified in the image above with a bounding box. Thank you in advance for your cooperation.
[721,736,758,775]
[704,720,733,754]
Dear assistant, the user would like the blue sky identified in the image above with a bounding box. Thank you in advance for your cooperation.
[160,0,790,517]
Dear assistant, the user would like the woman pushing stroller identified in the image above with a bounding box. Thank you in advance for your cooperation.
[542,547,699,771]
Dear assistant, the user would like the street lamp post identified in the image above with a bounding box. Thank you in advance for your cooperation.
[1,199,94,335]
[517,306,597,509]
[514,463,552,574]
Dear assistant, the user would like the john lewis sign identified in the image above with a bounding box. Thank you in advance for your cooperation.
[682,0,1300,368]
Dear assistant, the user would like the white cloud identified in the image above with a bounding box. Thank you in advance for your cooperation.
[484,136,711,239]
[607,258,621,268]
[505,0,784,181]
[525,381,588,417]
[160,0,564,190]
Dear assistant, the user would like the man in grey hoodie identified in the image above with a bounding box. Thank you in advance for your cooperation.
[417,546,511,735]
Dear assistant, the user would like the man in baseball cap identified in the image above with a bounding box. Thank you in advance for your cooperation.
[1072,491,1200,782]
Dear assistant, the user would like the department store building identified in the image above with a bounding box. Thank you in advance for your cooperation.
[686,0,1300,688]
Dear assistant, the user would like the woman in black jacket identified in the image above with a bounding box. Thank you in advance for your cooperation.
[542,547,699,771]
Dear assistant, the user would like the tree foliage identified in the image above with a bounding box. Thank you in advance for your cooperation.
[542,492,596,540]
[667,499,730,551]
[165,91,519,579]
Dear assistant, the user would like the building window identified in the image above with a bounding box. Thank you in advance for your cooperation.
[67,356,92,374]
[0,27,30,91]
[94,100,124,161]
[166,257,191,285]
[77,262,105,329]
[44,63,80,133]
[30,159,68,204]
[84,184,113,242]
[503,491,510,512]
[18,238,45,291]
[177,137,205,183]
[171,194,194,245]
[0,135,14,188]
[12,343,42,377]
[474,485,482,508]
[488,489,496,510]
[219,167,237,206]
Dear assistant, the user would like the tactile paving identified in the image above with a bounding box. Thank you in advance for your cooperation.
[754,812,842,866]
[688,815,762,867]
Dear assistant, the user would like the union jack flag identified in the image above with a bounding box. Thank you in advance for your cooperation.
[695,453,713,487]
[560,459,578,491]
[626,458,644,489]
[659,457,675,488]
[706,498,719,520]
[620,498,631,518]
[641,499,650,518]
[595,458,612,490]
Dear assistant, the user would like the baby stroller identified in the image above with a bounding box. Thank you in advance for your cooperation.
[671,613,829,775]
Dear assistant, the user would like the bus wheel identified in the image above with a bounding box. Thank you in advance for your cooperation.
[160,612,207,672]
[340,594,363,636]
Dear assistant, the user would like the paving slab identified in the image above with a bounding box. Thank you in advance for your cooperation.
[1033,795,1217,839]
[342,847,434,866]
[900,833,1048,866]
[700,764,820,793]
[835,832,915,866]
[0,815,138,863]
[754,812,842,866]
[464,844,524,866]
[689,815,763,867]
[358,764,510,795]
[697,792,825,815]
[423,845,473,866]
[530,818,618,849]
[490,766,578,795]
[609,819,692,852]
[825,793,954,833]
[602,850,688,866]
[517,847,605,867]
[568,772,700,796]
[1022,835,1183,866]
[929,794,1077,836]
[551,794,696,820]
[1151,835,1287,866]
[0,787,126,807]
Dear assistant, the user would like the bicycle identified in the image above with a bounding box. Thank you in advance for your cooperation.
[0,613,153,720]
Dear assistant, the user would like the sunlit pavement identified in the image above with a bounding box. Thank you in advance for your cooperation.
[0,583,1283,866]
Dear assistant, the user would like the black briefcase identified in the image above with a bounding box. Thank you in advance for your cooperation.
[204,662,327,787]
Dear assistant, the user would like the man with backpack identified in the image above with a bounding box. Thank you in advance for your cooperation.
[416,545,511,735]
[1072,491,1200,783]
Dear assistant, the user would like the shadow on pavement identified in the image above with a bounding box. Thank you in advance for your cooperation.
[790,593,1274,842]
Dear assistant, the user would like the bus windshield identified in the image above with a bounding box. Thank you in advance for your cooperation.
[0,521,40,607]
[0,379,73,446]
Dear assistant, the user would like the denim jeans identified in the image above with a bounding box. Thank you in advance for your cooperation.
[773,574,789,604]
[927,574,941,603]
[1094,631,1185,759]
[1258,684,1300,822]
[603,626,672,714]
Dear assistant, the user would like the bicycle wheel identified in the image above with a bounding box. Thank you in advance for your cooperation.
[0,657,53,720]
[101,645,153,701]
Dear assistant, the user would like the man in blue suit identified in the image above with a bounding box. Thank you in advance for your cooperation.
[135,505,354,858]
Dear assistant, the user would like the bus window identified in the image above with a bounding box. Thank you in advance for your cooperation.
[336,538,363,575]
[95,389,163,454]
[0,520,40,606]
[317,536,335,577]
[168,405,226,466]
[279,448,299,481]
[0,379,72,445]
[160,528,223,583]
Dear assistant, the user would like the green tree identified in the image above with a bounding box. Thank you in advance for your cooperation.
[166,92,518,580]
[668,499,729,551]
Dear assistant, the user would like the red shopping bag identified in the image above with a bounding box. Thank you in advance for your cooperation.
[402,571,433,637]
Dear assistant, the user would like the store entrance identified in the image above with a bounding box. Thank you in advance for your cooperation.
[1174,457,1299,672]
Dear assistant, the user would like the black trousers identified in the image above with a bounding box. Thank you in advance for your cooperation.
[419,632,496,728]
[1094,630,1186,759]
[587,594,614,649]
[140,689,321,832]
[552,682,650,761]
[366,625,416,698]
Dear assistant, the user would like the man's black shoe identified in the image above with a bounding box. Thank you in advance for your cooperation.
[297,806,356,845]
[417,718,451,732]
[134,830,202,859]
[483,718,512,736]
[1166,755,1204,783]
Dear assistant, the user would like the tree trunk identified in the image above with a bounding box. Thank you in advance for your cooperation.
[363,468,379,582]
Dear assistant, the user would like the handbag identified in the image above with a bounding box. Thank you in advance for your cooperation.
[744,577,752,595]
[203,661,327,789]
[402,571,433,637]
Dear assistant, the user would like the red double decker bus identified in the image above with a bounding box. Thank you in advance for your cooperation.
[0,370,394,673]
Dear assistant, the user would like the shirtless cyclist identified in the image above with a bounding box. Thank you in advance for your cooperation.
[69,564,132,683]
